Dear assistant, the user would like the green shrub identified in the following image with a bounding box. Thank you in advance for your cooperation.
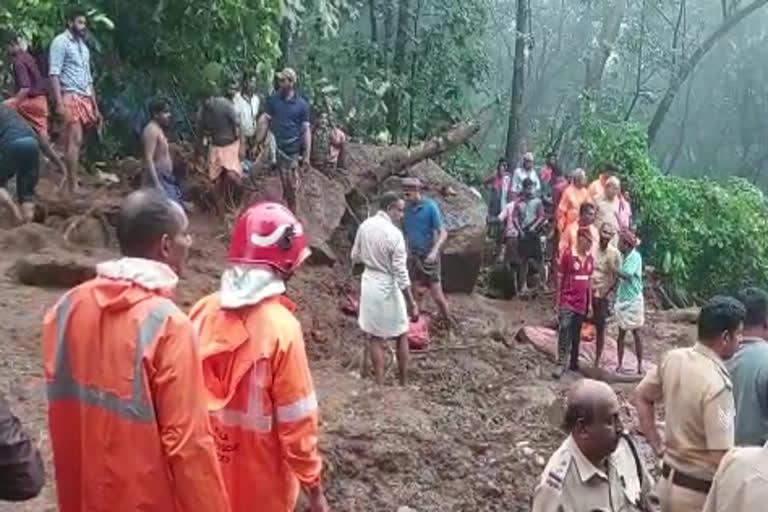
[578,118,768,297]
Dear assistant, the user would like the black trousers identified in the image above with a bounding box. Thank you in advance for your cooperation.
[558,308,585,370]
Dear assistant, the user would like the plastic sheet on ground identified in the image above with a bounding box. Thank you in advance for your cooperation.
[516,326,656,383]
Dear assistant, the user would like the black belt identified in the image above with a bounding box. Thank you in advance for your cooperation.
[661,463,712,494]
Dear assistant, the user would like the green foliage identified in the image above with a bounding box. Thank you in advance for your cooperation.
[1,0,281,102]
[293,0,489,144]
[578,118,768,296]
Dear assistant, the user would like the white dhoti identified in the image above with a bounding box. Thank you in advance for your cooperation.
[615,295,645,330]
[358,268,408,339]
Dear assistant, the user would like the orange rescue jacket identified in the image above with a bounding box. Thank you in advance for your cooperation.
[190,293,322,512]
[42,266,230,512]
[558,221,599,259]
[556,184,592,234]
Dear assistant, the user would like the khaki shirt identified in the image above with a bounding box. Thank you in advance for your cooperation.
[532,435,652,512]
[702,442,768,512]
[592,244,621,298]
[636,343,735,479]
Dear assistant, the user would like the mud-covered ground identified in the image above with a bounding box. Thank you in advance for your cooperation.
[0,172,693,511]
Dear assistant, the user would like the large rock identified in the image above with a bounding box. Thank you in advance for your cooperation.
[10,252,97,288]
[297,167,347,264]
[382,160,486,293]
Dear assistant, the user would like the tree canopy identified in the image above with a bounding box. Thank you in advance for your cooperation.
[3,0,768,297]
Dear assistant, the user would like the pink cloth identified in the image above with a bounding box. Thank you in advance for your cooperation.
[617,195,632,230]
[518,326,654,379]
[497,201,519,238]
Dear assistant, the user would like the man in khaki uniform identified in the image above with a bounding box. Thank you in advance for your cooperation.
[702,442,768,511]
[635,296,745,512]
[533,379,653,512]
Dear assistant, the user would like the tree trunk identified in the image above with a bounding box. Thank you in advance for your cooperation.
[279,19,296,69]
[386,0,412,144]
[647,0,768,146]
[382,0,395,64]
[369,0,378,43]
[505,0,528,164]
[624,0,646,121]
[406,0,423,147]
[377,121,481,177]
[583,0,625,98]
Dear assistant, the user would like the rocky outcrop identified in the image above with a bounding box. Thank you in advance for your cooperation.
[298,121,487,292]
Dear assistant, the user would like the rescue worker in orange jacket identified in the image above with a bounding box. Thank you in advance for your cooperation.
[190,202,329,512]
[42,189,230,512]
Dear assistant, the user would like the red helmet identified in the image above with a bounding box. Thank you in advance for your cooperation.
[228,202,311,274]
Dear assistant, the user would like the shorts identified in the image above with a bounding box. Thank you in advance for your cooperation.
[519,233,543,260]
[408,252,441,285]
[0,136,40,202]
[592,296,610,330]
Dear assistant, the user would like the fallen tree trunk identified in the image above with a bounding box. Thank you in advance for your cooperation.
[35,196,122,226]
[367,121,481,185]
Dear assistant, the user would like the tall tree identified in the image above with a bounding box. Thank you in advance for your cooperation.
[647,0,768,145]
[505,0,528,163]
[386,0,412,143]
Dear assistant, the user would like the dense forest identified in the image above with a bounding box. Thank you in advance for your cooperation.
[3,0,768,299]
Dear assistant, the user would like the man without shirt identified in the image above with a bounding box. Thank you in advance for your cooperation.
[141,97,183,205]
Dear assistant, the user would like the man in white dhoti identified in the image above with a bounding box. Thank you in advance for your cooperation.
[351,191,418,385]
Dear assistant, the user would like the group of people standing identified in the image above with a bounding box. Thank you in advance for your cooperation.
[535,290,768,511]
[486,152,643,378]
[351,177,452,385]
[3,7,349,228]
[1,8,100,224]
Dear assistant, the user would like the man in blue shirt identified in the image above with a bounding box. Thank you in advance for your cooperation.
[728,287,768,446]
[401,177,451,327]
[256,68,311,212]
[0,104,40,224]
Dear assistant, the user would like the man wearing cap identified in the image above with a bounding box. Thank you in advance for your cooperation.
[511,152,540,199]
[553,226,594,379]
[401,177,451,329]
[256,68,311,212]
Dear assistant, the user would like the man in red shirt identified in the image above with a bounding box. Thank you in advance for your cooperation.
[3,33,66,175]
[553,227,594,379]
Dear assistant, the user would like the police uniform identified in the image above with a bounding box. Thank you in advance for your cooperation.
[532,434,652,512]
[702,442,768,512]
[635,343,735,512]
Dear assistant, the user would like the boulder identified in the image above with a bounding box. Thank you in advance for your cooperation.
[10,252,97,288]
[297,167,347,264]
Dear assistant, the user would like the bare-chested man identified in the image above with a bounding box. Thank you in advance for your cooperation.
[141,97,182,204]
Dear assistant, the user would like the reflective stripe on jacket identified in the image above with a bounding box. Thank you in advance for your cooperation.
[190,293,322,512]
[42,275,230,512]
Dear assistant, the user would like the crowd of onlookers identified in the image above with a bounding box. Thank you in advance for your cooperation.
[2,7,349,225]
[484,152,641,378]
